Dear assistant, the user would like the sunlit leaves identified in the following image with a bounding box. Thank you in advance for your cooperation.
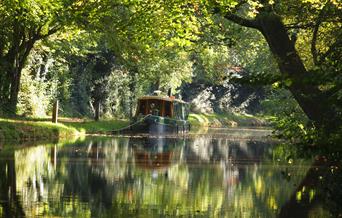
[138,49,193,92]
[99,0,202,52]
[194,45,232,83]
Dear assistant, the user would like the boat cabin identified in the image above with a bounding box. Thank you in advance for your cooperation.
[136,96,189,120]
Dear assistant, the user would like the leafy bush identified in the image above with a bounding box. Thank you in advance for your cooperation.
[262,88,342,150]
[17,49,58,117]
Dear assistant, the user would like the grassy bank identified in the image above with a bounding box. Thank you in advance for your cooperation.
[0,118,82,142]
[60,119,129,134]
[188,113,269,128]
[0,117,129,143]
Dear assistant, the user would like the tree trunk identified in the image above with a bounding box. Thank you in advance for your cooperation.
[0,66,11,108]
[52,100,59,123]
[129,71,137,118]
[0,152,25,217]
[255,13,335,127]
[94,101,101,121]
[1,39,35,114]
[8,68,22,113]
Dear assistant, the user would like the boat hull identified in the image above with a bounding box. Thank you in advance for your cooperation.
[130,115,190,134]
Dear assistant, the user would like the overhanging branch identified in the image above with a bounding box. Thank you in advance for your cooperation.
[211,1,259,30]
[311,21,320,66]
[224,13,259,29]
[318,37,341,64]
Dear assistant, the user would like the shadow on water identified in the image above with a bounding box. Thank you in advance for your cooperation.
[0,128,341,217]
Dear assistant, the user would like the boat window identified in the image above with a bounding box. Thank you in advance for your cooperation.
[138,100,147,115]
[147,100,162,116]
[137,99,175,117]
[164,101,172,117]
[173,102,182,120]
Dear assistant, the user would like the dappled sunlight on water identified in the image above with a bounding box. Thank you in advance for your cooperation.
[0,129,341,217]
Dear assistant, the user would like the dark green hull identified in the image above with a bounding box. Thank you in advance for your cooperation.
[130,115,190,134]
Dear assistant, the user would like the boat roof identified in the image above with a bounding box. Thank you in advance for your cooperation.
[138,95,188,104]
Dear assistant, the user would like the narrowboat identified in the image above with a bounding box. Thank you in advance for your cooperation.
[130,94,190,134]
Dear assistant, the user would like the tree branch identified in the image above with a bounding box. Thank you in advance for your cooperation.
[36,25,62,40]
[224,13,259,29]
[311,21,320,66]
[318,37,341,64]
[310,1,330,66]
[285,22,316,30]
[312,1,340,65]
[211,1,259,29]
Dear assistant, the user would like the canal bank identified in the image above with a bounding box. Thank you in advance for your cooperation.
[0,118,129,143]
[188,113,269,128]
[0,113,269,143]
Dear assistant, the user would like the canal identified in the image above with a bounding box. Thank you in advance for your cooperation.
[0,128,341,217]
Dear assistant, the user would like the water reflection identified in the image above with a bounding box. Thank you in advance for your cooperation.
[0,132,341,217]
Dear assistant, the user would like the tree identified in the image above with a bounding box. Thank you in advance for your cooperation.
[209,0,341,130]
[0,0,95,114]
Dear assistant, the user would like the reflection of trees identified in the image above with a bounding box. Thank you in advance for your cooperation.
[56,138,134,216]
[184,136,313,217]
[279,157,342,218]
[0,149,25,217]
[15,146,58,202]
[1,135,340,217]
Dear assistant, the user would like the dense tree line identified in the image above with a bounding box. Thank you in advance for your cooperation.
[0,0,341,145]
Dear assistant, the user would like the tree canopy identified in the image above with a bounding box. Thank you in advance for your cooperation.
[0,0,341,143]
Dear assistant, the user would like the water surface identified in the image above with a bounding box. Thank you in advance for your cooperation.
[0,129,341,217]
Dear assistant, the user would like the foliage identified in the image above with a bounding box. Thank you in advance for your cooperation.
[0,0,340,151]
[0,0,98,112]
[137,49,193,93]
[261,88,315,145]
[197,0,342,130]
[16,45,59,117]
[198,0,342,147]
[191,45,232,83]
[262,88,342,149]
